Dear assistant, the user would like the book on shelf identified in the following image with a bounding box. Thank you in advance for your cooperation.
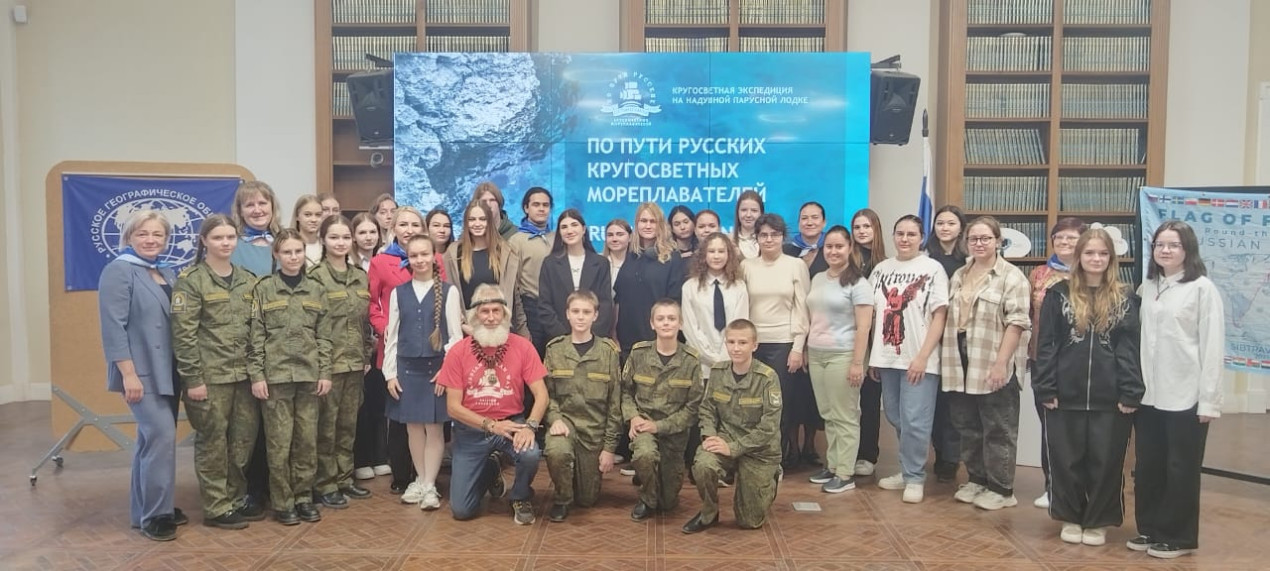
[332,82,351,117]
[1061,83,1148,119]
[964,176,1048,211]
[1058,175,1143,211]
[425,35,510,52]
[1064,0,1152,25]
[331,35,417,70]
[645,37,729,52]
[332,0,415,24]
[966,35,1052,72]
[964,128,1046,164]
[1059,128,1145,165]
[739,36,825,52]
[646,0,729,25]
[426,0,511,24]
[1062,36,1150,72]
[965,83,1049,118]
[967,0,1053,25]
[739,0,826,25]
[1117,265,1136,285]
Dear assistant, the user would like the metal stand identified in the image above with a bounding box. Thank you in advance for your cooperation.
[29,385,189,486]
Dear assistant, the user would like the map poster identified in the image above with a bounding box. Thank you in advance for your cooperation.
[1139,186,1270,372]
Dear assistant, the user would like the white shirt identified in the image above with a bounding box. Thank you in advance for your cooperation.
[736,234,759,259]
[568,253,586,289]
[382,279,465,380]
[1138,273,1225,417]
[681,275,750,372]
[304,241,323,269]
[868,254,949,374]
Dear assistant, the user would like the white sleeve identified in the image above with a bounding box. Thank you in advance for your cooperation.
[443,285,465,352]
[382,289,401,380]
[1196,280,1226,418]
[680,280,712,366]
[929,261,951,310]
[790,259,811,353]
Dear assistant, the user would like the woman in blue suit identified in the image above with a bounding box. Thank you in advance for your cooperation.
[98,209,183,541]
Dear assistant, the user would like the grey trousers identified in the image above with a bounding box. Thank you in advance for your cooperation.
[948,377,1020,496]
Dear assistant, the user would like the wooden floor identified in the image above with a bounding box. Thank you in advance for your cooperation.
[1,401,1267,570]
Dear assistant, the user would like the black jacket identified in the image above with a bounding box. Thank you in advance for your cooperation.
[535,251,614,341]
[783,242,828,278]
[1033,281,1144,411]
[614,246,685,351]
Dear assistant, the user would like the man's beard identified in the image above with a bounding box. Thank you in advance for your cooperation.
[471,322,510,348]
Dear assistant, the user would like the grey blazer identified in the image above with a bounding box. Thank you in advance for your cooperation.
[98,259,178,396]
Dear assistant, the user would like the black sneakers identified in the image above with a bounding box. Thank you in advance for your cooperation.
[204,509,249,530]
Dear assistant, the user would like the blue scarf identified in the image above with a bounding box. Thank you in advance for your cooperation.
[243,226,273,243]
[791,232,824,256]
[383,240,410,268]
[1047,254,1070,272]
[117,247,172,269]
[517,217,549,238]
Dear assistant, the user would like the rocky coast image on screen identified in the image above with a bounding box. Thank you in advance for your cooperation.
[394,52,871,240]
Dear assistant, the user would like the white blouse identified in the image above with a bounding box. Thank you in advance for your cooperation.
[382,279,465,380]
[681,275,750,371]
[1139,273,1226,417]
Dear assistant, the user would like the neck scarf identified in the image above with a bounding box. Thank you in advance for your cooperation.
[117,247,171,269]
[517,217,549,238]
[383,240,410,268]
[243,226,273,243]
[1047,254,1071,272]
[791,232,824,256]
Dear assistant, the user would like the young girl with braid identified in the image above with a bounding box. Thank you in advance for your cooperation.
[383,235,464,510]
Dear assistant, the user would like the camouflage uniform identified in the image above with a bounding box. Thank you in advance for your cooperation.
[171,262,259,518]
[543,335,623,508]
[249,272,332,511]
[692,360,783,528]
[621,341,703,512]
[307,262,374,496]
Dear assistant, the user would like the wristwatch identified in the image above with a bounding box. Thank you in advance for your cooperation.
[526,419,541,432]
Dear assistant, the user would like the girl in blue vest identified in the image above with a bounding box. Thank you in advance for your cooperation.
[383,235,464,510]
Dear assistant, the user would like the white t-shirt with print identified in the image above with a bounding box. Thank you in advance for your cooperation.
[868,254,949,374]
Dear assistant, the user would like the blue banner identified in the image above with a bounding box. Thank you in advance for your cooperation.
[1139,186,1270,372]
[394,52,871,240]
[62,175,240,291]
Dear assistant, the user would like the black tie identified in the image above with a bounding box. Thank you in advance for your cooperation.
[713,279,726,331]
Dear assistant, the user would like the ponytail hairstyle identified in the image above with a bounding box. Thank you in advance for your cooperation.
[406,234,445,351]
[194,214,236,264]
[318,214,354,265]
[824,225,864,286]
[1068,228,1128,334]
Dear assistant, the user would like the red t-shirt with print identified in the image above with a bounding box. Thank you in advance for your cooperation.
[437,333,546,420]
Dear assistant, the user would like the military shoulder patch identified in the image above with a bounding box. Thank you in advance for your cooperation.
[768,389,782,408]
[631,340,653,351]
[171,291,187,313]
[546,335,569,348]
[599,337,619,352]
[680,344,699,358]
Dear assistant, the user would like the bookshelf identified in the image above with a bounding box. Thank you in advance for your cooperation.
[315,0,531,209]
[622,0,847,52]
[936,0,1168,281]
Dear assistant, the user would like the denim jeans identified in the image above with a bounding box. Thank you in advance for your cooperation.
[449,419,541,520]
[877,368,939,484]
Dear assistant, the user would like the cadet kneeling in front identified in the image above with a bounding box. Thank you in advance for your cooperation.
[684,318,783,534]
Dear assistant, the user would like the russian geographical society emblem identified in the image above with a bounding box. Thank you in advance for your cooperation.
[89,188,214,267]
[601,71,662,126]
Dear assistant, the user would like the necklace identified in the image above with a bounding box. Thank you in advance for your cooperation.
[470,339,508,387]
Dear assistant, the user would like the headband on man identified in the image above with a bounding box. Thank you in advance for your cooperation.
[469,295,508,310]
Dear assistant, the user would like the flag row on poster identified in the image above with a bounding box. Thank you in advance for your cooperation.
[426,35,510,52]
[645,0,729,25]
[967,0,1053,25]
[1059,128,1145,165]
[1058,176,1143,212]
[965,128,1046,165]
[966,35,1052,72]
[332,35,416,70]
[965,83,1050,118]
[964,176,1048,211]
[332,82,351,117]
[332,0,414,24]
[425,0,511,24]
[645,37,730,52]
[1061,83,1148,119]
[739,36,825,52]
[739,0,826,24]
[1063,36,1150,72]
[1064,0,1152,25]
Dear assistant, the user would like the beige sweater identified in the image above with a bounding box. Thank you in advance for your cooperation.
[742,254,810,351]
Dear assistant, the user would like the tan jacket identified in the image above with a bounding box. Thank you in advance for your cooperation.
[443,240,528,336]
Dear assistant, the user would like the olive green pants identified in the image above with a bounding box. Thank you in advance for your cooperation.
[315,371,364,494]
[183,381,258,518]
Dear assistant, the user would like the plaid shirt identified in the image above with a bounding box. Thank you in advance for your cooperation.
[941,256,1032,394]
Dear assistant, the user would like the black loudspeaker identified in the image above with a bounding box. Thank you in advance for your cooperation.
[346,69,393,148]
[870,70,921,145]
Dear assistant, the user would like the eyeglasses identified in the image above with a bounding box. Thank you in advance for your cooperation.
[1052,235,1080,243]
[1152,241,1183,251]
[757,232,783,241]
[967,236,995,244]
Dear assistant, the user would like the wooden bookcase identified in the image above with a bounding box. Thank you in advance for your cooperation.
[621,0,847,52]
[936,0,1168,282]
[314,0,531,210]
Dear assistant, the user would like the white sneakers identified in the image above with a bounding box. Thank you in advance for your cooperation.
[1034,492,1050,509]
[877,473,906,490]
[373,464,393,476]
[1061,523,1083,544]
[353,467,375,480]
[854,459,876,477]
[973,491,1018,511]
[400,481,426,504]
[877,474,923,503]
[1082,527,1106,546]
[420,487,441,511]
[954,482,986,504]
[902,483,924,503]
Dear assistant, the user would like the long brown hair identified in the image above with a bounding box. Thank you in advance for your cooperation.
[349,212,381,266]
[824,225,864,286]
[457,201,507,281]
[850,208,888,270]
[195,214,236,264]
[731,190,765,242]
[318,215,353,265]
[634,202,676,263]
[1146,220,1207,282]
[1068,228,1128,334]
[601,218,633,259]
[405,235,445,351]
[689,232,743,289]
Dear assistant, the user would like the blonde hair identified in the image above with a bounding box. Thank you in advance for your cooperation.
[457,201,507,281]
[290,194,322,231]
[1068,228,1128,334]
[119,209,171,250]
[389,206,426,244]
[231,181,282,235]
[689,232,743,289]
[634,202,677,263]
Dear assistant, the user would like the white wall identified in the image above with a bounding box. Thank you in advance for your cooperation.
[536,0,621,52]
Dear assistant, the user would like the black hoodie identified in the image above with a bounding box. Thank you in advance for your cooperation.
[1033,281,1144,411]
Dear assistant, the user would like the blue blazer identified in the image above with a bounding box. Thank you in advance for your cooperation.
[98,259,178,396]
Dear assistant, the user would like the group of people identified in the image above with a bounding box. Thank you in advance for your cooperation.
[99,180,1224,560]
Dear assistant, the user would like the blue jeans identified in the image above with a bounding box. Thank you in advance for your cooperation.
[877,368,939,484]
[449,419,541,520]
